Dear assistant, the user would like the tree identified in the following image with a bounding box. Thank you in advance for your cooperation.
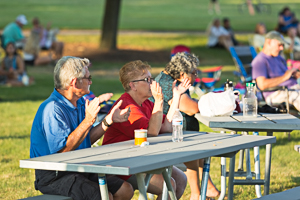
[100,0,122,51]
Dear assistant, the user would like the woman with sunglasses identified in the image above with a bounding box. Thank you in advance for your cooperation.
[151,52,220,200]
[102,60,189,199]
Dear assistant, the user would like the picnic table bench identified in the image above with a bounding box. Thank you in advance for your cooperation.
[252,186,300,200]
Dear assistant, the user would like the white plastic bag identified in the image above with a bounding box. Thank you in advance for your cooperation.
[198,90,236,117]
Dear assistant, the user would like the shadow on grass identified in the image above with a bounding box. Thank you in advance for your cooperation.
[0,135,30,140]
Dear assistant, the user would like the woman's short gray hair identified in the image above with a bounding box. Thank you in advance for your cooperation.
[165,52,199,80]
[54,56,90,90]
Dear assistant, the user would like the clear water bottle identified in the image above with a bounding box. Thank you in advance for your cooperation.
[172,109,183,142]
[243,82,257,117]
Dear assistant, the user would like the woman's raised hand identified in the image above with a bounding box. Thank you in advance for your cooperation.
[150,81,163,102]
[173,78,191,96]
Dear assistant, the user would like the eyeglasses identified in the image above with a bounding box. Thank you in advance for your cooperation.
[131,77,154,83]
[82,75,92,82]
[190,71,198,76]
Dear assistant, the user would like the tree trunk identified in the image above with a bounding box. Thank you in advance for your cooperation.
[100,0,122,51]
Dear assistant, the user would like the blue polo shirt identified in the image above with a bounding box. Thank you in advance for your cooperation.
[30,89,91,158]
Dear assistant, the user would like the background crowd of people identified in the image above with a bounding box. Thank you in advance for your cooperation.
[0,15,64,86]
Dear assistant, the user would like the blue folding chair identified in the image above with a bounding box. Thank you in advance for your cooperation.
[229,46,257,84]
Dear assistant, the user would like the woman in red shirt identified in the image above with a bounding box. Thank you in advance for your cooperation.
[103,60,190,199]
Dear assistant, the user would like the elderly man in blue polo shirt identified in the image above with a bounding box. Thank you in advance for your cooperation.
[30,56,133,200]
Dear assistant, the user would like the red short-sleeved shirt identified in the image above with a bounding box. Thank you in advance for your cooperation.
[103,93,165,145]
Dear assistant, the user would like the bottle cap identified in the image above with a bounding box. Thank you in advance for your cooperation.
[246,82,255,87]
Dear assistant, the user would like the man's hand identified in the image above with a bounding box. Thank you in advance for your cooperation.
[150,81,163,102]
[98,93,113,104]
[106,100,131,125]
[85,97,101,124]
[292,70,300,79]
[173,78,191,97]
[285,68,298,79]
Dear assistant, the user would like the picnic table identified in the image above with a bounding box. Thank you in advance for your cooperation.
[195,112,300,199]
[20,131,275,200]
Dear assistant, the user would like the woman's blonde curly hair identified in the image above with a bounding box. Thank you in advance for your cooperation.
[165,52,199,79]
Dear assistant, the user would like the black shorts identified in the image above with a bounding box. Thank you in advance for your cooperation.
[25,59,35,66]
[35,170,124,200]
[41,46,50,50]
[209,42,225,49]
[210,0,217,2]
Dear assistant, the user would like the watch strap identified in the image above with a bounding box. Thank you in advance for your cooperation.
[103,118,112,127]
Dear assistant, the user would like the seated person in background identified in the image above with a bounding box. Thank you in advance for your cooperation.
[278,7,300,51]
[102,60,188,199]
[30,56,133,200]
[253,22,267,52]
[0,42,32,86]
[223,17,239,46]
[150,52,220,199]
[32,17,64,59]
[252,31,300,111]
[23,19,53,66]
[2,15,27,49]
[207,18,233,51]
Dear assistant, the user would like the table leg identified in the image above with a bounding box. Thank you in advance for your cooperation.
[228,156,236,200]
[162,166,177,200]
[162,166,173,200]
[253,132,262,198]
[136,173,148,200]
[219,157,226,200]
[264,143,272,195]
[98,174,109,200]
[200,157,211,200]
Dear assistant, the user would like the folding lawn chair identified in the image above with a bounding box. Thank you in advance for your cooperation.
[171,45,223,98]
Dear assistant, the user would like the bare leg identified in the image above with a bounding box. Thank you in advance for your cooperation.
[6,79,24,86]
[147,174,176,200]
[113,181,134,200]
[288,28,297,51]
[51,41,64,59]
[34,56,52,66]
[184,160,219,200]
[247,0,255,15]
[218,35,234,51]
[171,166,187,199]
[214,1,221,14]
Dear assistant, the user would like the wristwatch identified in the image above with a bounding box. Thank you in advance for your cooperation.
[103,118,112,127]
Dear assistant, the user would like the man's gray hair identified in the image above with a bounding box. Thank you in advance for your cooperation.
[54,56,90,90]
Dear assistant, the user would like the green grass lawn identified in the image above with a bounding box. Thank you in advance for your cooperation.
[1,0,300,31]
[1,33,300,199]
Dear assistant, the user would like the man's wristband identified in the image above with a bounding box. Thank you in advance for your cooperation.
[103,118,112,127]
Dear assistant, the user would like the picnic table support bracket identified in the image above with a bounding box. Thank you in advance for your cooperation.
[219,157,226,200]
[264,143,272,195]
[161,166,176,200]
[237,149,244,171]
[200,157,211,200]
[137,173,148,200]
[245,148,252,179]
[253,132,262,198]
[98,174,109,200]
[228,155,235,200]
